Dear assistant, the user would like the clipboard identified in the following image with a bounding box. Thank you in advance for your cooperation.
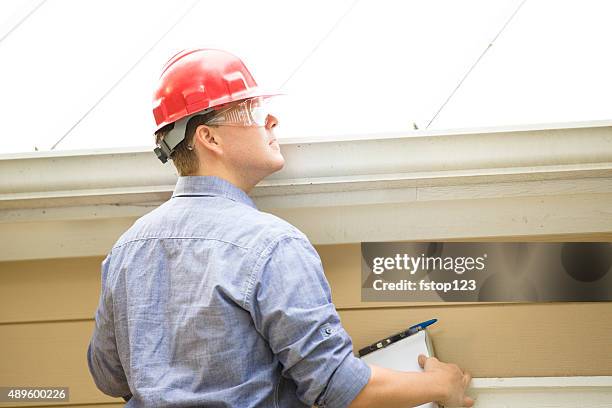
[359,323,438,408]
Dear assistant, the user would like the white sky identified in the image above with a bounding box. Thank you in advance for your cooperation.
[0,0,611,154]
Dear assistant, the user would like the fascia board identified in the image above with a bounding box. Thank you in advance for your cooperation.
[1,121,611,259]
[1,120,611,209]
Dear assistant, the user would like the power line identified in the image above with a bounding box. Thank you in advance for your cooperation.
[50,0,200,150]
[426,0,529,129]
[0,0,47,46]
[279,0,360,90]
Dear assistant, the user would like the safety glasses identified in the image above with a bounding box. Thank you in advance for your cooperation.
[206,96,272,127]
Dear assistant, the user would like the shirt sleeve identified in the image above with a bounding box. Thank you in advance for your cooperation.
[247,235,371,408]
[87,253,131,399]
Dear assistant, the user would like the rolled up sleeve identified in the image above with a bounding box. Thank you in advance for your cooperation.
[247,235,371,408]
[87,254,131,398]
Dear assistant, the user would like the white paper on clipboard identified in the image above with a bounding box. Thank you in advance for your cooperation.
[360,330,438,408]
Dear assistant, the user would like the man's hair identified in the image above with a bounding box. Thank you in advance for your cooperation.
[154,112,218,176]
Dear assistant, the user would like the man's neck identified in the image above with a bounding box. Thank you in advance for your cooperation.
[189,170,259,194]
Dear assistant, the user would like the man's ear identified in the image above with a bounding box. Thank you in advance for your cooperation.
[194,125,223,155]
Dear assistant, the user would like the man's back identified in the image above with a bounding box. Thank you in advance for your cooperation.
[87,176,371,407]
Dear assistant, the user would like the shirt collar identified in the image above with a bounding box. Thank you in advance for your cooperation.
[172,176,257,209]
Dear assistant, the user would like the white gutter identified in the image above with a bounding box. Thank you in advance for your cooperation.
[0,120,611,260]
[2,119,612,204]
[469,376,612,407]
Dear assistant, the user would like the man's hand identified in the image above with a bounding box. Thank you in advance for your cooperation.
[418,354,474,407]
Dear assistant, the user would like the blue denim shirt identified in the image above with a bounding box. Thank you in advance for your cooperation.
[87,176,371,407]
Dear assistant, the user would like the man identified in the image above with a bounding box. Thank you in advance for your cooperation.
[87,48,474,407]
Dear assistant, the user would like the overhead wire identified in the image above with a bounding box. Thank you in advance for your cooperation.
[0,0,47,46]
[50,0,200,150]
[426,0,529,129]
[279,0,360,90]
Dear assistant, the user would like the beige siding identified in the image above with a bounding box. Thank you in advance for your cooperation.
[0,233,611,406]
[0,320,121,407]
[0,257,102,324]
[339,303,612,377]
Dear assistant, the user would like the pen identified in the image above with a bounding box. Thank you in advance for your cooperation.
[358,318,438,357]
[406,318,437,335]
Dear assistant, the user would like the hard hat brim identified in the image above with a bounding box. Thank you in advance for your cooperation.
[154,88,285,134]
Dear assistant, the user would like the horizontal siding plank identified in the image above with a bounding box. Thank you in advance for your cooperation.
[0,302,610,406]
[316,233,612,309]
[0,321,121,407]
[0,257,103,324]
[1,231,610,323]
[338,302,612,378]
[318,243,478,308]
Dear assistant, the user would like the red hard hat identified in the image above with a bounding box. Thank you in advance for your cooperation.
[152,48,275,132]
[152,48,279,163]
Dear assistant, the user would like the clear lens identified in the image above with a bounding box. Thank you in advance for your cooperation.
[206,97,271,127]
[249,104,269,126]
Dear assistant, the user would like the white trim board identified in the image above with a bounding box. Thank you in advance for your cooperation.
[0,121,611,261]
[1,120,611,200]
[469,376,612,407]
